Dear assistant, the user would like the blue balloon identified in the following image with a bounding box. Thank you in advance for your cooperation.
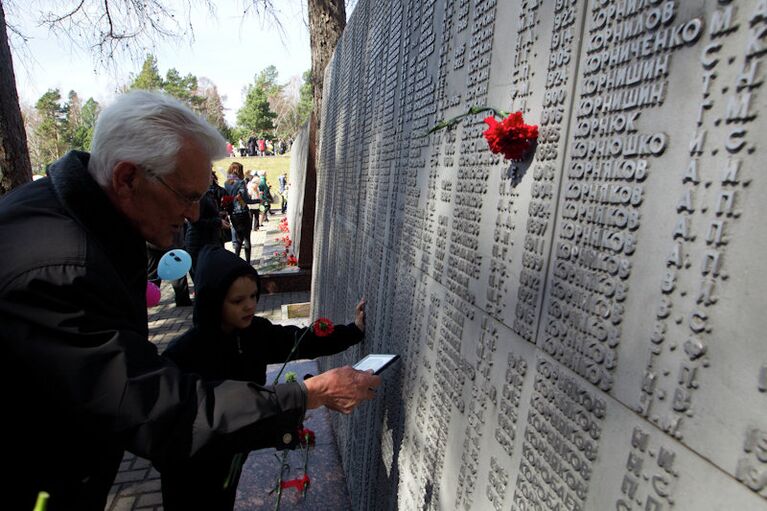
[158,249,192,280]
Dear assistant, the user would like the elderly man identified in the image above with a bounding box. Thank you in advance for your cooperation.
[0,90,379,510]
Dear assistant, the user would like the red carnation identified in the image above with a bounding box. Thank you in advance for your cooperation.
[220,195,234,211]
[299,427,316,447]
[312,318,334,337]
[287,255,298,266]
[280,474,310,491]
[483,112,538,161]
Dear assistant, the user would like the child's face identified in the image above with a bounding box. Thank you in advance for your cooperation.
[221,276,258,332]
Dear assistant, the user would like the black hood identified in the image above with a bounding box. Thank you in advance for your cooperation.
[192,245,260,331]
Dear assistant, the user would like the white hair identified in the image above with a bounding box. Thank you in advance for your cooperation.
[88,90,227,186]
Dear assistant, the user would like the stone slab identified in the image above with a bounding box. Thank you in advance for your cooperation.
[311,0,767,509]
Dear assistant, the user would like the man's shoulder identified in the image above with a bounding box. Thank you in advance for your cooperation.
[0,179,88,287]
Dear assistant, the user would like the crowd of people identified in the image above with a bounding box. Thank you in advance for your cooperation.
[147,156,289,307]
[0,90,378,510]
[228,136,291,158]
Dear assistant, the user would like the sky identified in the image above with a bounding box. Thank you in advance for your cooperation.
[8,0,312,125]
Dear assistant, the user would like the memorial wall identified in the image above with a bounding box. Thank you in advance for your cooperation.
[310,0,767,509]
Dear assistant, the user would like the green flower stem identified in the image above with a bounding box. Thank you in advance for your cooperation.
[223,452,246,490]
[274,450,290,511]
[302,435,311,498]
[422,105,509,137]
[272,328,310,385]
[33,492,50,511]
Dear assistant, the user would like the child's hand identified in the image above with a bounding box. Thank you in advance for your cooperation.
[355,299,366,332]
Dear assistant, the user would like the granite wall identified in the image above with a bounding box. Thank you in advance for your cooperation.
[311,1,767,509]
[287,122,309,261]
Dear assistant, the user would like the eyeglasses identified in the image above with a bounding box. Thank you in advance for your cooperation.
[142,167,205,207]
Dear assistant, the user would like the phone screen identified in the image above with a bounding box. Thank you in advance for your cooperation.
[353,354,399,374]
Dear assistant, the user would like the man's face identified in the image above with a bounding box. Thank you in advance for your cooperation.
[129,141,211,248]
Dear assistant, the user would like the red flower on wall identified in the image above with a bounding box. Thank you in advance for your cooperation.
[482,112,538,161]
[312,318,334,337]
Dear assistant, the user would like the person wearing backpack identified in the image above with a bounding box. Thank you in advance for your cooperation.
[223,162,256,263]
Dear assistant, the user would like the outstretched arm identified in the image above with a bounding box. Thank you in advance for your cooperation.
[304,366,380,414]
[257,298,368,363]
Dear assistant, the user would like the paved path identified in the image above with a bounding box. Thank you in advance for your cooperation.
[106,212,351,510]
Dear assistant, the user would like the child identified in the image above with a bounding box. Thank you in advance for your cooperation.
[160,245,366,510]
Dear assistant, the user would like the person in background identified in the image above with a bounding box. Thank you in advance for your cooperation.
[224,162,255,263]
[258,173,272,224]
[246,171,260,232]
[160,245,368,509]
[0,90,380,510]
[281,180,290,214]
[185,172,230,280]
[247,135,257,157]
[209,170,226,205]
[278,172,288,213]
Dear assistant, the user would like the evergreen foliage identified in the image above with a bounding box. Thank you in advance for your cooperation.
[237,67,279,139]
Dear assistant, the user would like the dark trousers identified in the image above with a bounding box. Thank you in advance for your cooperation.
[230,225,251,263]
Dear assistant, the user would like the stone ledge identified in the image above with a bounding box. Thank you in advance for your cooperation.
[260,269,311,294]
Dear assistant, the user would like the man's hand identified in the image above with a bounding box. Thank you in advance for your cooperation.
[304,366,380,414]
[354,298,366,332]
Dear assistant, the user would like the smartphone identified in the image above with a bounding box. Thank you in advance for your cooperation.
[353,354,400,375]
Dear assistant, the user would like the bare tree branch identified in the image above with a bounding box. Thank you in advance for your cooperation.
[240,0,286,46]
[41,0,86,25]
[30,1,214,69]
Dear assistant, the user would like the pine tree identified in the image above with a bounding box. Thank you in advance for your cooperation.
[297,69,313,125]
[34,89,68,167]
[130,55,164,90]
[237,70,278,138]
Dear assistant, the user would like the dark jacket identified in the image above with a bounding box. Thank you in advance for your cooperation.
[185,188,222,263]
[224,176,247,199]
[160,245,363,510]
[0,152,307,510]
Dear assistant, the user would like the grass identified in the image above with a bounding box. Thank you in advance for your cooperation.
[212,154,291,189]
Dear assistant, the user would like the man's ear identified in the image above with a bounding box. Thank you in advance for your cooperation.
[111,162,141,200]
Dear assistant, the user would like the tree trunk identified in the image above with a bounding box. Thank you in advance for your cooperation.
[0,1,32,197]
[299,1,345,271]
[307,0,346,138]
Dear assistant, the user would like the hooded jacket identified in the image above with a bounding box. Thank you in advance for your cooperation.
[165,245,363,382]
[0,152,307,510]
[160,245,364,509]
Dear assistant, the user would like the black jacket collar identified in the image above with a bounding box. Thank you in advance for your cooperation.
[48,150,147,284]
